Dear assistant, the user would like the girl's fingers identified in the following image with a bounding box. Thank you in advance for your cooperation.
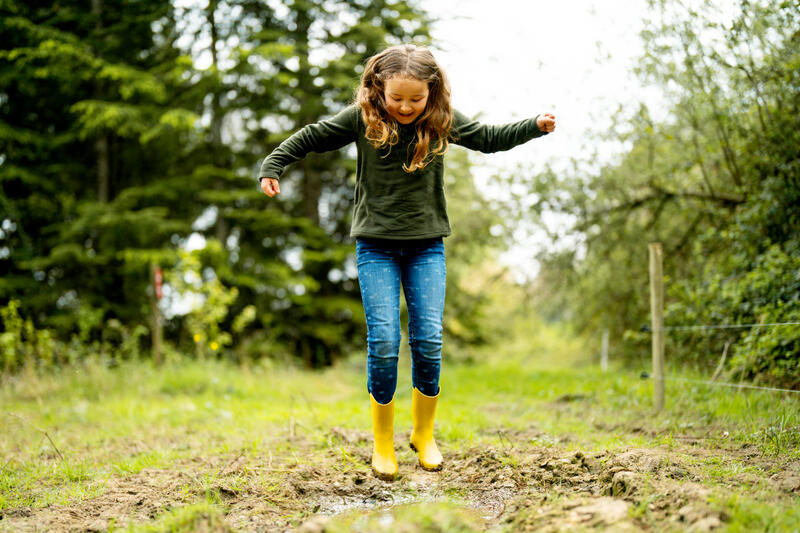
[261,178,280,197]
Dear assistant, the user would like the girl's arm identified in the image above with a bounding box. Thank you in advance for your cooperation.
[258,105,359,194]
[451,109,553,153]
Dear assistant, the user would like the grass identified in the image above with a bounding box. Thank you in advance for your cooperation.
[1,342,798,531]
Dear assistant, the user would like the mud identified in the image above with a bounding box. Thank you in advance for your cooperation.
[2,428,798,532]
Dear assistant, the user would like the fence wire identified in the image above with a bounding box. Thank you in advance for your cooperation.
[642,321,800,332]
[659,375,800,395]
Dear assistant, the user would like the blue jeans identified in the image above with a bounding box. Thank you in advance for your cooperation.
[356,237,446,405]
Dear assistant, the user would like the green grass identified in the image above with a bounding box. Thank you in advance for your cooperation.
[1,348,798,531]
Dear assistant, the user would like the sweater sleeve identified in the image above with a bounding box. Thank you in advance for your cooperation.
[258,104,359,181]
[451,109,548,153]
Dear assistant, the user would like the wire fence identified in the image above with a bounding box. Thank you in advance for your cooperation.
[634,319,800,397]
[641,321,800,332]
[632,242,800,409]
[639,374,800,395]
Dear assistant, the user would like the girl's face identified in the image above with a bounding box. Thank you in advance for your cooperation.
[383,77,429,124]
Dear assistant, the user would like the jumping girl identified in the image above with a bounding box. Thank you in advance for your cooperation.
[259,44,556,481]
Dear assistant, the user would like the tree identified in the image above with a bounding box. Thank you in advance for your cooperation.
[524,0,799,385]
[0,0,198,357]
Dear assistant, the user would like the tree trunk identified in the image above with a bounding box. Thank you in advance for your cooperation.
[92,0,110,203]
[207,0,230,244]
[295,8,322,226]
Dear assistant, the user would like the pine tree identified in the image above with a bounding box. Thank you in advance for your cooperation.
[0,0,198,352]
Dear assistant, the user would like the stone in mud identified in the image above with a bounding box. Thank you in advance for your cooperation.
[691,516,723,532]
[669,466,690,479]
[295,516,330,533]
[609,470,637,496]
[675,503,723,531]
[565,497,634,530]
[770,472,800,492]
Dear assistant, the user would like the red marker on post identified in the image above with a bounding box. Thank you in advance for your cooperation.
[154,266,163,300]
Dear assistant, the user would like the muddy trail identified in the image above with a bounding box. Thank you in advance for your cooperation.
[4,425,799,533]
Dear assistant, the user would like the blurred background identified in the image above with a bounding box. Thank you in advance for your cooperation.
[1,0,797,387]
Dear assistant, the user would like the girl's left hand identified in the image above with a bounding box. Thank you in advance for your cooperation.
[537,113,556,133]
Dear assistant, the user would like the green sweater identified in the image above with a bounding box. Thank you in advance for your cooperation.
[259,104,548,240]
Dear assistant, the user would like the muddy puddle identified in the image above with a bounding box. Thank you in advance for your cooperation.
[3,430,798,532]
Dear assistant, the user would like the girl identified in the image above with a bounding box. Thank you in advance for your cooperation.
[259,44,555,481]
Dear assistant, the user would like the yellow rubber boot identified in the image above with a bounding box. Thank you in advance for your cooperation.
[409,387,443,471]
[370,395,398,481]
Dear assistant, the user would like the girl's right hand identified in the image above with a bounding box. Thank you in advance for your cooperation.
[261,177,280,197]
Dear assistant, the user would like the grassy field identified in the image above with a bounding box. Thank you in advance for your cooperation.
[1,343,799,532]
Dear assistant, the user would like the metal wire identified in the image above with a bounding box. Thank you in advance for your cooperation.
[641,321,800,332]
[662,375,800,395]
[664,321,800,331]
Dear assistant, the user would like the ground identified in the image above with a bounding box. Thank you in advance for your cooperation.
[1,351,798,532]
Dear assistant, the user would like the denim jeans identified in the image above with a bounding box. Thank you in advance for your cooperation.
[356,237,446,405]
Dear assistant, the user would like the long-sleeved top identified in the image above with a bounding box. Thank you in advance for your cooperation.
[258,104,548,240]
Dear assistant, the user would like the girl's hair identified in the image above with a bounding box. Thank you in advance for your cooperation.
[357,44,453,173]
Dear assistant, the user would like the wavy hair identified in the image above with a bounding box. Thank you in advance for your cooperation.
[356,44,453,173]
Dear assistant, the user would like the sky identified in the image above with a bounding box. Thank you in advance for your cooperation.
[428,0,654,165]
[424,0,657,279]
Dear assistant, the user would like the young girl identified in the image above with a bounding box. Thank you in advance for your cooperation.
[259,44,555,481]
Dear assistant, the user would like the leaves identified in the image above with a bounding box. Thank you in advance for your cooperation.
[527,0,800,385]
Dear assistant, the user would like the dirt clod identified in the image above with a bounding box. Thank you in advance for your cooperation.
[566,497,632,527]
[771,472,800,492]
[609,470,637,496]
[295,516,330,533]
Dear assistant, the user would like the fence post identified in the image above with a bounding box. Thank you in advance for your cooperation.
[649,242,665,413]
[150,261,163,366]
[601,328,609,372]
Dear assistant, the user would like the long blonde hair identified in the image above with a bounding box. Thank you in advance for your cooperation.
[356,44,453,173]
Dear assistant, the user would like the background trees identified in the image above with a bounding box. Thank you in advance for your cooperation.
[2,0,796,387]
[525,0,799,386]
[1,0,196,363]
[2,0,512,369]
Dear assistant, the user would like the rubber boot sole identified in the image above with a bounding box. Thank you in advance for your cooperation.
[409,442,443,471]
[371,463,397,481]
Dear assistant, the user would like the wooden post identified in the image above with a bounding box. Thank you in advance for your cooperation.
[149,262,163,366]
[601,328,609,372]
[649,243,665,413]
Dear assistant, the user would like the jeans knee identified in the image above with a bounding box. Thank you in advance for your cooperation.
[410,338,442,363]
[368,338,400,362]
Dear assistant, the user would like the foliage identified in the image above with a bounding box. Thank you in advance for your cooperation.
[1,299,54,371]
[521,0,799,386]
[162,240,260,360]
[0,0,475,368]
[0,299,148,372]
[0,0,197,348]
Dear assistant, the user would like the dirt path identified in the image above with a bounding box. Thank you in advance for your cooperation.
[4,428,798,532]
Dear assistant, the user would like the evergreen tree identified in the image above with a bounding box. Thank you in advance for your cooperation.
[0,0,199,354]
